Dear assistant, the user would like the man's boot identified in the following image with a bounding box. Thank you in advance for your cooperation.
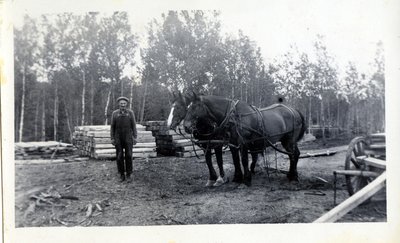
[120,173,126,182]
[126,173,132,183]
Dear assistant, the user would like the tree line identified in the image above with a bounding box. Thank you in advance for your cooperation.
[14,11,385,143]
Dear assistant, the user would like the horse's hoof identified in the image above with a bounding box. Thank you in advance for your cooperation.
[287,174,299,182]
[205,180,216,187]
[232,176,243,183]
[243,173,252,186]
[237,184,248,189]
[244,179,252,187]
[213,176,227,187]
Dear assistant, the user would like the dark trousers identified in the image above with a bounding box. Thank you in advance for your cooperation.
[115,140,133,175]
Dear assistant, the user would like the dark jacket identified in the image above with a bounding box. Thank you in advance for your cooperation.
[110,109,137,142]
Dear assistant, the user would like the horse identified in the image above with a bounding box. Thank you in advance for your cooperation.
[183,93,307,186]
[167,91,261,187]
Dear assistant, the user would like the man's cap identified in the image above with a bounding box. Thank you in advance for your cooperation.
[117,96,129,103]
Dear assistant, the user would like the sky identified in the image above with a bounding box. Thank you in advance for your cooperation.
[11,0,391,76]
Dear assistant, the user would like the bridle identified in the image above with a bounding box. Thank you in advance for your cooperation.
[173,96,299,156]
[185,97,298,156]
[186,97,239,139]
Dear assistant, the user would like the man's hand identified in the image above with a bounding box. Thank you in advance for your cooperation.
[111,139,115,146]
[133,138,137,145]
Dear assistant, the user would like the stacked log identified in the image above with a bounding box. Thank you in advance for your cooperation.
[144,121,204,157]
[15,141,80,161]
[366,133,386,158]
[72,125,157,159]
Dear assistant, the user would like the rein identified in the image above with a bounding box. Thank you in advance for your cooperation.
[183,97,299,157]
[203,99,298,155]
[189,97,238,142]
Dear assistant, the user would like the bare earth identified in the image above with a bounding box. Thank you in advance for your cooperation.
[15,140,387,227]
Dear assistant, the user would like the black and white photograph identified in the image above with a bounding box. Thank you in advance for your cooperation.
[2,0,400,242]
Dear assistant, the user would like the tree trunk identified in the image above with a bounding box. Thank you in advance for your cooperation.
[104,85,112,125]
[231,77,235,99]
[240,81,243,101]
[327,99,331,126]
[34,98,40,140]
[41,91,46,141]
[258,79,262,107]
[355,104,360,135]
[63,97,73,143]
[129,78,134,110]
[320,97,326,142]
[18,64,26,142]
[336,100,340,127]
[139,78,148,123]
[308,96,312,134]
[245,82,248,103]
[90,77,94,125]
[120,76,123,96]
[81,70,86,125]
[54,79,59,141]
[380,96,385,132]
[251,79,255,105]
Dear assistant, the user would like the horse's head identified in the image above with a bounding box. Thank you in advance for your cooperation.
[183,92,211,134]
[167,91,190,130]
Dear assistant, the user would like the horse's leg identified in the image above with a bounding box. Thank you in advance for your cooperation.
[241,146,252,186]
[204,148,218,187]
[250,152,258,174]
[230,147,243,183]
[213,146,227,186]
[281,140,300,182]
[292,144,300,180]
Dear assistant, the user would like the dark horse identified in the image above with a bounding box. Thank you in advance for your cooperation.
[183,93,307,185]
[167,91,261,187]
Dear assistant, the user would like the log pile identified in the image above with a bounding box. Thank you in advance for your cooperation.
[15,141,80,162]
[366,133,386,157]
[72,125,157,159]
[144,121,204,157]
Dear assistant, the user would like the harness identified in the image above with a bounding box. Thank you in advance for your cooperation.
[187,98,298,156]
[232,104,297,155]
[178,98,238,157]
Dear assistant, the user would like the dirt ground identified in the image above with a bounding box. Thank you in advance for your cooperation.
[15,139,387,227]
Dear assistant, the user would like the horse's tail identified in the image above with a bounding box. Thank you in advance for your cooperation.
[297,110,307,141]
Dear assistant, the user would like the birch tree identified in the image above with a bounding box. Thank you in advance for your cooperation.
[14,16,40,142]
[96,12,138,124]
[41,14,75,141]
[312,35,338,140]
[368,41,385,132]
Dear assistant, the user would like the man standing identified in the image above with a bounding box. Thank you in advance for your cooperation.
[111,96,137,182]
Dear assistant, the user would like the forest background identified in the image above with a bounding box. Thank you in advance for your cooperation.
[14,9,385,143]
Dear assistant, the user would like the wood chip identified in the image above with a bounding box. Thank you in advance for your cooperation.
[23,202,36,219]
[85,204,94,217]
[95,203,103,212]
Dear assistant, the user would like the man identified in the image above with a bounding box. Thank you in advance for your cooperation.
[110,96,137,182]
